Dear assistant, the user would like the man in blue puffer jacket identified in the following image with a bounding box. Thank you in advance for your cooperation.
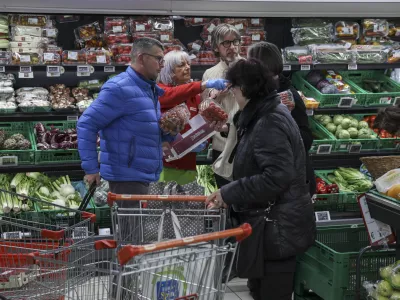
[77,38,173,202]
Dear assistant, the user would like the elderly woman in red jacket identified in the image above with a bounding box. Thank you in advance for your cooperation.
[158,50,227,185]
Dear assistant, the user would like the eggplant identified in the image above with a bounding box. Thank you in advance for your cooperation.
[60,141,73,149]
[34,122,45,134]
[54,133,67,143]
[70,133,78,142]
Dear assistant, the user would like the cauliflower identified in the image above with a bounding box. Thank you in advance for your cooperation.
[16,139,31,150]
[3,138,17,150]
[10,133,25,142]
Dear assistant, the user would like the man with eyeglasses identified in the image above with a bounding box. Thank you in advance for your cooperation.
[201,23,242,283]
[78,37,174,203]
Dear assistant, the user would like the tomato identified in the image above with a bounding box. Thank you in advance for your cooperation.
[369,115,377,123]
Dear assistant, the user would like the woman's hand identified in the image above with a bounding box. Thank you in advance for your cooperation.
[206,190,228,209]
[210,121,228,132]
[206,79,229,91]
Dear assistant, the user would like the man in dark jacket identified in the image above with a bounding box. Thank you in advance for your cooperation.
[77,38,174,201]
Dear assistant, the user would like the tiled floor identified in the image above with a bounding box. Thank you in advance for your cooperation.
[224,278,253,300]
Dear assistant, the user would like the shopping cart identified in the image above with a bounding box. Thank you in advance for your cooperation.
[107,193,226,246]
[0,188,98,299]
[112,223,252,300]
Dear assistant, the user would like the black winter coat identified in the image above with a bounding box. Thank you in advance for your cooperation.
[279,75,316,195]
[221,93,316,276]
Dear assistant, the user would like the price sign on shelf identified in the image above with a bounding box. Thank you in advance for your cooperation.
[67,116,78,121]
[0,66,5,73]
[300,65,311,71]
[0,156,18,167]
[104,66,115,73]
[348,63,358,70]
[349,144,362,154]
[394,97,400,106]
[20,66,32,73]
[379,97,392,105]
[283,65,291,71]
[306,109,314,116]
[76,65,92,77]
[316,144,332,155]
[338,97,354,108]
[2,231,23,239]
[46,66,64,77]
[18,72,34,79]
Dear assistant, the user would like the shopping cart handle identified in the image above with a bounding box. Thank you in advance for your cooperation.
[118,223,252,265]
[107,192,207,206]
[94,239,117,250]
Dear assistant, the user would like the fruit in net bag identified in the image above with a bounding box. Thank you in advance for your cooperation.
[159,104,191,135]
[199,98,229,123]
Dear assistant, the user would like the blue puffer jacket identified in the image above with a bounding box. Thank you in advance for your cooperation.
[77,67,171,182]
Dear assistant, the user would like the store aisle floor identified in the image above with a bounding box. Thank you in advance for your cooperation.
[225,278,252,300]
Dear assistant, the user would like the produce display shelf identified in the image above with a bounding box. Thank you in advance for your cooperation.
[0,65,128,73]
[294,224,396,300]
[314,107,382,115]
[365,191,400,260]
[0,112,81,122]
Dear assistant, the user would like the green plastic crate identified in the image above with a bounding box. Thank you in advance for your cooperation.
[292,71,366,108]
[314,114,379,153]
[295,225,396,300]
[32,121,80,164]
[378,136,400,151]
[309,118,336,155]
[0,108,17,114]
[340,70,400,107]
[20,106,52,113]
[0,122,35,165]
[314,170,358,212]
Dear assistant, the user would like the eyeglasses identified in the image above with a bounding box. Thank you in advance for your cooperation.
[143,53,165,64]
[220,39,241,48]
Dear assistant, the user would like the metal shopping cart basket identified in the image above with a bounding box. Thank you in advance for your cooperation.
[107,193,226,246]
[113,223,252,300]
[0,188,98,299]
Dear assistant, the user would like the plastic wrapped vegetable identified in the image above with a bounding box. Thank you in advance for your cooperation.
[11,52,41,65]
[75,21,102,41]
[184,17,211,27]
[159,104,191,135]
[292,18,332,28]
[199,99,229,123]
[311,44,355,64]
[0,51,11,65]
[104,16,129,34]
[62,50,87,65]
[86,48,111,65]
[363,19,389,37]
[291,24,333,45]
[16,15,48,27]
[93,179,109,207]
[130,17,153,32]
[283,46,311,63]
[278,90,295,111]
[78,79,104,91]
[334,21,360,40]
[352,45,391,64]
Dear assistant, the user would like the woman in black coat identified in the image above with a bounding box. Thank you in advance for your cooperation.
[248,42,316,197]
[207,58,315,300]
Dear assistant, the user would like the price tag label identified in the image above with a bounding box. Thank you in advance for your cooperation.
[46,66,61,77]
[43,53,55,62]
[315,211,331,222]
[77,65,91,77]
[2,231,23,239]
[251,18,260,25]
[0,66,5,73]
[194,18,203,24]
[96,55,106,64]
[379,97,392,105]
[394,97,400,106]
[316,144,332,155]
[67,116,78,121]
[20,66,32,73]
[349,144,362,153]
[301,65,311,71]
[104,66,115,73]
[160,35,170,42]
[338,97,354,108]
[283,65,291,71]
[72,227,89,239]
[136,24,145,32]
[235,23,244,30]
[46,28,57,38]
[0,156,18,166]
[113,26,122,33]
[306,109,314,116]
[348,64,358,70]
[68,51,78,61]
[28,18,38,25]
[252,34,261,41]
[18,72,34,79]
[208,23,216,33]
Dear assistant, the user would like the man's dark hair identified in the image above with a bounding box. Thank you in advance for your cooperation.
[130,37,164,63]
[226,58,277,100]
[248,42,283,76]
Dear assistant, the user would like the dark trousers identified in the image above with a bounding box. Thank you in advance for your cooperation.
[212,149,238,279]
[248,271,295,300]
[109,181,149,299]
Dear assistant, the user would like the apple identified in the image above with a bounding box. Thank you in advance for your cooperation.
[377,280,393,297]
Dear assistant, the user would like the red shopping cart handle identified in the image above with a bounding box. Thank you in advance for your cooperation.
[118,223,252,265]
[107,192,207,206]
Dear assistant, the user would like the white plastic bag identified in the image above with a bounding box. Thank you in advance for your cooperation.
[375,169,400,193]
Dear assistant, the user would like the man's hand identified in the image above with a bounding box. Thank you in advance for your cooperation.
[210,121,228,132]
[85,173,101,186]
